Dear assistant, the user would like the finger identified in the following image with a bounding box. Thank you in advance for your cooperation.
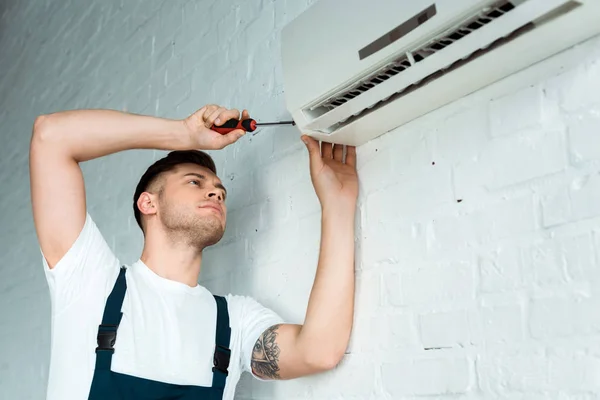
[322,142,333,159]
[345,145,357,167]
[201,105,219,127]
[302,134,323,167]
[241,109,250,120]
[205,107,228,128]
[333,143,343,162]
[201,104,217,120]
[215,108,240,126]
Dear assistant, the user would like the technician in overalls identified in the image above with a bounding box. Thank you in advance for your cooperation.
[29,104,358,399]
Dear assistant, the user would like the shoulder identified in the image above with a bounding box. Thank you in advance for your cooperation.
[221,293,284,343]
[222,294,280,319]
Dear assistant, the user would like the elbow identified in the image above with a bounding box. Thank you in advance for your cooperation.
[324,348,346,370]
[31,114,53,144]
[305,348,345,372]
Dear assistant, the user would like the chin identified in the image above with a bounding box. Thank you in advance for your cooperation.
[191,219,225,248]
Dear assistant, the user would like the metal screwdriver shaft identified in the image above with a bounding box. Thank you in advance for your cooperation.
[211,118,296,134]
[255,121,295,127]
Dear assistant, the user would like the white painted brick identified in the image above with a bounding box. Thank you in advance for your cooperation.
[542,173,600,227]
[567,110,600,164]
[529,296,600,339]
[429,196,537,254]
[382,356,472,396]
[384,262,475,306]
[159,0,183,32]
[350,311,419,353]
[356,148,395,197]
[455,127,568,192]
[255,149,307,194]
[434,103,490,165]
[548,353,600,392]
[419,310,470,348]
[481,304,524,344]
[235,0,262,27]
[157,73,191,114]
[311,354,378,399]
[202,238,245,280]
[288,178,320,219]
[540,186,571,227]
[360,216,427,268]
[353,270,383,317]
[154,42,174,76]
[365,165,453,222]
[521,233,596,286]
[246,221,301,268]
[208,1,234,25]
[490,85,543,137]
[222,171,256,212]
[478,347,550,393]
[478,246,523,293]
[243,4,275,51]
[259,193,292,229]
[164,55,184,87]
[544,60,600,113]
[570,172,600,221]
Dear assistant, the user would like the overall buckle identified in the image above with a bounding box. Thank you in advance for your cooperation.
[96,324,118,352]
[212,345,231,375]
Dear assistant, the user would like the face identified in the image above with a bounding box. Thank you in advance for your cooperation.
[151,163,228,249]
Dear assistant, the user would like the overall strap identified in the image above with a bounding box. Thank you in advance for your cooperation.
[211,295,231,390]
[94,266,127,371]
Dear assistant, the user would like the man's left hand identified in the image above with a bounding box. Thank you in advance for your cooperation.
[302,135,358,211]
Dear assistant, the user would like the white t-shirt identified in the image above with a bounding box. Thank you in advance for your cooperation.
[42,213,284,400]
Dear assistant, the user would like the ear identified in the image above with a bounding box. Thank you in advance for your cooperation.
[136,192,158,217]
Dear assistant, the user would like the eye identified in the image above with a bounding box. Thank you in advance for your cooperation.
[189,180,199,186]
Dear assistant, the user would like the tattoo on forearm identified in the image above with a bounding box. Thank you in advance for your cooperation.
[251,324,281,379]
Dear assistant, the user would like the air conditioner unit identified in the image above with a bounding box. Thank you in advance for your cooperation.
[280,0,600,146]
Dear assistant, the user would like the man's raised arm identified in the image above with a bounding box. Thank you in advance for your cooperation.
[250,135,359,380]
[29,106,247,268]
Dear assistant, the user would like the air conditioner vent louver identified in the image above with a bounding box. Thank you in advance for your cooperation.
[311,0,517,113]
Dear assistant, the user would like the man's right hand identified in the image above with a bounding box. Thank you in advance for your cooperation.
[182,105,250,150]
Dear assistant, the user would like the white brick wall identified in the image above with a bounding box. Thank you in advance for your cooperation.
[1,0,600,398]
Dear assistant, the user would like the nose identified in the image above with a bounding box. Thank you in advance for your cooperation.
[207,189,223,202]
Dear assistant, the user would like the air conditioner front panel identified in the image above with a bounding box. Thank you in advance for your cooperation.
[297,0,600,146]
[281,0,600,146]
[281,0,491,112]
[301,0,571,133]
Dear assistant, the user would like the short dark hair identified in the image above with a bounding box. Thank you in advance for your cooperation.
[133,150,217,231]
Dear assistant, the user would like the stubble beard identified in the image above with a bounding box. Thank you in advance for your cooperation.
[159,201,225,250]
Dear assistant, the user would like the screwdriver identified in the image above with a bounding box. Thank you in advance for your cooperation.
[211,118,295,134]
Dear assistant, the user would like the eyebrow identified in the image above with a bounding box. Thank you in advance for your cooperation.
[183,173,227,195]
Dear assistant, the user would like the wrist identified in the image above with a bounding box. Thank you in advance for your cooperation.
[321,200,357,218]
[173,119,194,150]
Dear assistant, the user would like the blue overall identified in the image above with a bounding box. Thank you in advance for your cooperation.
[87,267,231,399]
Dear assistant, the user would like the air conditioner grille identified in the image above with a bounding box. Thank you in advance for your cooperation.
[310,0,518,113]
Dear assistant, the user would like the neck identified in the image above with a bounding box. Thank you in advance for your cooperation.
[140,228,203,287]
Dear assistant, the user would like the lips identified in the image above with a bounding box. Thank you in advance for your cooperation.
[199,204,222,215]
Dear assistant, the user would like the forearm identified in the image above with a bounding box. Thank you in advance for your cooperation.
[298,203,356,364]
[32,109,190,162]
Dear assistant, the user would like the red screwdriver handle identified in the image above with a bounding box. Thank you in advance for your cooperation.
[212,118,257,134]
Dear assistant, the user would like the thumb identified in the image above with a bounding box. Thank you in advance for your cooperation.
[302,134,319,157]
[216,129,245,148]
[302,134,323,170]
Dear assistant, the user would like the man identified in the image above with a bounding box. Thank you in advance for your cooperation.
[29,104,358,400]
